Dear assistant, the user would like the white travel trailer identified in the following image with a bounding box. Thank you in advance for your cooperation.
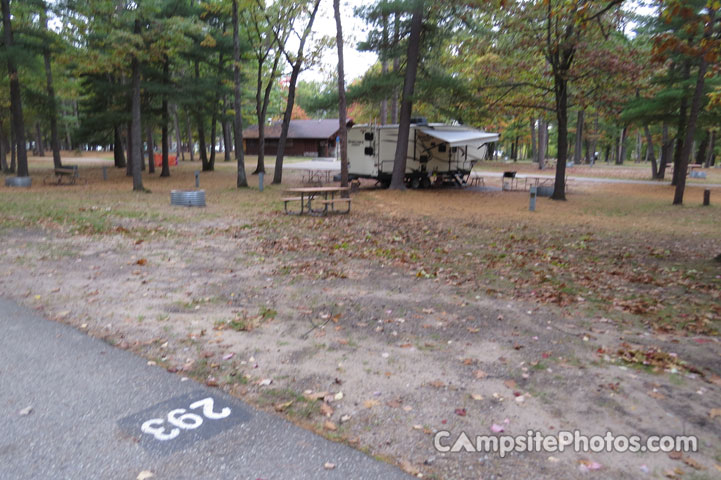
[347,119,499,188]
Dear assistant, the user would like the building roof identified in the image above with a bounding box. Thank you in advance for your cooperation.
[243,119,351,140]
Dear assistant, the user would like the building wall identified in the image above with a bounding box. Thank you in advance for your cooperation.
[244,138,336,157]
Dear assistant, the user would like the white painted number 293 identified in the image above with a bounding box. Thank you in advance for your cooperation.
[141,397,231,441]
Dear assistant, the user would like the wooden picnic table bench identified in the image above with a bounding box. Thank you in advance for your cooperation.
[43,165,87,186]
[282,186,351,215]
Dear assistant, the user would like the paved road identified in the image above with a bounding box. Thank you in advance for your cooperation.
[472,170,721,188]
[0,298,412,480]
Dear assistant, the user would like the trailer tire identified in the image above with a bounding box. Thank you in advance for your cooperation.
[410,176,421,189]
[421,176,431,189]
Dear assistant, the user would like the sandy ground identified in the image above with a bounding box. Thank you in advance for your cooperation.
[1,155,720,479]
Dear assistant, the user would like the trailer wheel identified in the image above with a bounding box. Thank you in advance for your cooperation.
[410,176,421,189]
[421,175,431,189]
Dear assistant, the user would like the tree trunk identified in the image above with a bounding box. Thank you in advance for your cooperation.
[10,124,16,173]
[130,19,144,191]
[390,3,423,190]
[644,125,657,179]
[185,109,194,162]
[538,119,547,170]
[0,122,8,173]
[206,47,224,172]
[41,9,61,168]
[705,130,715,168]
[672,62,691,186]
[126,122,133,176]
[616,126,626,165]
[113,125,126,168]
[635,129,642,163]
[35,123,45,156]
[573,109,583,165]
[273,0,321,184]
[232,0,247,187]
[333,0,348,190]
[147,123,155,174]
[657,123,670,179]
[195,60,208,168]
[695,130,709,166]
[160,57,170,177]
[173,104,184,162]
[2,0,28,177]
[222,114,231,162]
[551,73,568,200]
[674,48,711,204]
[529,118,536,163]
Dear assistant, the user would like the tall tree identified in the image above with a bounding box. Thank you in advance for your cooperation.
[390,1,424,190]
[334,0,349,189]
[232,0,247,188]
[2,0,29,177]
[272,0,321,184]
[130,18,144,191]
[40,3,62,168]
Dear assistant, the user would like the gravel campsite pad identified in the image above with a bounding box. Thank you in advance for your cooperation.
[1,163,720,479]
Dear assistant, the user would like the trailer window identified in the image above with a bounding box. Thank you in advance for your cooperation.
[364,132,374,141]
[438,144,446,153]
[364,147,374,156]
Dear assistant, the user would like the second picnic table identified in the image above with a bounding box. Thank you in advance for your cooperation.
[282,186,351,215]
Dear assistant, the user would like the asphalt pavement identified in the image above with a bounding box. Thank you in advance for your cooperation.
[0,297,412,480]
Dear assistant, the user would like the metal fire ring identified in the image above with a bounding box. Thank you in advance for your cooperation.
[170,189,206,207]
[5,176,32,188]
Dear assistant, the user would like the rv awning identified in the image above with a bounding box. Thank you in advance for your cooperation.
[418,127,499,147]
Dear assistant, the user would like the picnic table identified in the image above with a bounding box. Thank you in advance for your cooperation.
[282,186,351,216]
[301,169,334,184]
[517,175,555,190]
[43,165,87,186]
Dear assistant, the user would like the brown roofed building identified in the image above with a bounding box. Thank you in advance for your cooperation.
[243,119,352,157]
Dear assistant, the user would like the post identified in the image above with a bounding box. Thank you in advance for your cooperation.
[258,171,264,192]
[529,185,537,211]
[102,166,108,181]
[703,189,710,206]
[194,170,199,188]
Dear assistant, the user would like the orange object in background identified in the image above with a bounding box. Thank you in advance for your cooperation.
[153,154,178,167]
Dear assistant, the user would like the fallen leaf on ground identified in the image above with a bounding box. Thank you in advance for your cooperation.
[323,462,335,470]
[363,399,380,409]
[683,456,705,470]
[303,391,329,401]
[709,408,721,419]
[323,421,337,431]
[136,258,147,266]
[258,378,272,387]
[454,408,467,416]
[474,370,487,379]
[504,379,517,389]
[578,459,602,471]
[18,406,33,416]
[668,451,683,460]
[136,471,154,480]
[648,390,665,400]
[471,393,484,401]
[428,380,446,388]
[320,403,334,417]
[274,401,293,412]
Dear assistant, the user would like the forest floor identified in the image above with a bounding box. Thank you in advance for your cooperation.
[1,154,720,480]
